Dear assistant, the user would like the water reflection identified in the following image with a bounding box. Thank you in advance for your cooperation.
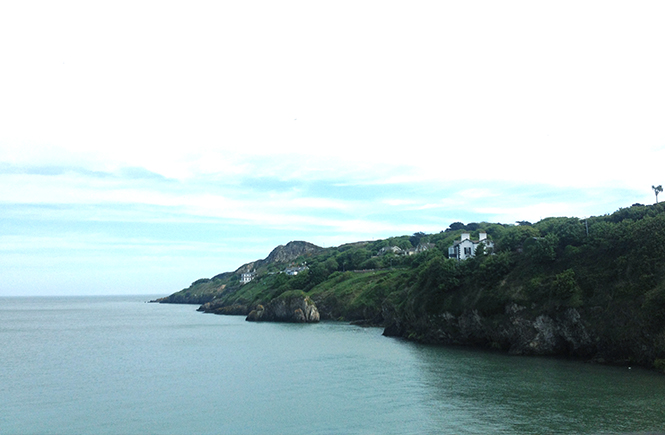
[409,343,665,434]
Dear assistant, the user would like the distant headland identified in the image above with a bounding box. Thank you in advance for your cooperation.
[156,203,665,373]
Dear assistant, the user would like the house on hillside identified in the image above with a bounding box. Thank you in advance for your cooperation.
[407,243,435,256]
[378,246,405,256]
[240,271,256,284]
[448,232,494,261]
[378,243,434,257]
[284,265,308,275]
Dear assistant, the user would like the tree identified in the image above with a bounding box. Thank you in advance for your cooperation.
[536,217,585,247]
[447,222,466,232]
[524,233,559,263]
[475,241,486,257]
[409,232,427,247]
[416,257,460,292]
[653,185,663,203]
[497,225,540,252]
[551,269,583,308]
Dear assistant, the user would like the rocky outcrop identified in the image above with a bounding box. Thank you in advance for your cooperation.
[235,241,323,274]
[198,302,249,315]
[504,306,595,356]
[246,293,320,323]
[383,303,600,359]
[265,241,323,264]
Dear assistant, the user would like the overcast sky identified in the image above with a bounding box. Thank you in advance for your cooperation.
[1,1,664,296]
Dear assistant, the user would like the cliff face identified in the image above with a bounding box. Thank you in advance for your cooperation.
[246,292,320,323]
[381,301,660,366]
[265,241,323,264]
[235,241,323,274]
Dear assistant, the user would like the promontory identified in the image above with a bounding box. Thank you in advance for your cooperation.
[156,203,665,372]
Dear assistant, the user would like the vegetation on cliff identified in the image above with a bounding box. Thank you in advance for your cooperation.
[159,203,665,371]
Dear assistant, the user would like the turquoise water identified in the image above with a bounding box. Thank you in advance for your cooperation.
[1,296,664,434]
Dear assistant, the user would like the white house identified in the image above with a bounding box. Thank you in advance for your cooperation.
[240,271,256,284]
[448,232,494,261]
[378,246,405,256]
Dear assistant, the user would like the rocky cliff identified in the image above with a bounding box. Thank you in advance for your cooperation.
[235,241,323,274]
[246,291,320,323]
[381,301,661,366]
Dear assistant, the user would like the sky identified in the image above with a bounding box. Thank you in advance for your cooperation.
[1,1,664,296]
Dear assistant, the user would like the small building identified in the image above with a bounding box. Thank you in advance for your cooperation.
[284,265,308,276]
[448,232,494,261]
[407,243,435,256]
[378,246,405,256]
[240,271,256,284]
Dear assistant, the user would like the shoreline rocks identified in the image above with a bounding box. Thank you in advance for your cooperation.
[380,302,661,367]
[246,293,320,323]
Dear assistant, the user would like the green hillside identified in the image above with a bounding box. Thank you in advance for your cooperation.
[159,202,665,371]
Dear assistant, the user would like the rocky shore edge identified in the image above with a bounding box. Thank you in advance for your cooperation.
[172,295,660,370]
[196,292,320,323]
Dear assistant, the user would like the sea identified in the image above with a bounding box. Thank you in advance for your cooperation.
[1,295,664,435]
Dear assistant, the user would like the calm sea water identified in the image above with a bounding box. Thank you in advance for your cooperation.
[1,295,664,435]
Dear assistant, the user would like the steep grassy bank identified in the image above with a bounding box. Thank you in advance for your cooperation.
[159,203,665,371]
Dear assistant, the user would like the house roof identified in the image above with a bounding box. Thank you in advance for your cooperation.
[450,237,493,247]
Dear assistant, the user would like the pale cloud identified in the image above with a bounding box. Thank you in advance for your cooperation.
[2,1,664,295]
[383,199,419,207]
[0,234,230,255]
[458,189,500,200]
[3,1,663,189]
[0,169,375,233]
[476,203,584,225]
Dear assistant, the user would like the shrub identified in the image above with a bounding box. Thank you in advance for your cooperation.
[551,269,583,309]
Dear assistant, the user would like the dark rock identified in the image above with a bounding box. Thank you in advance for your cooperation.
[246,305,265,321]
[383,303,603,360]
[198,301,249,315]
[246,293,320,323]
